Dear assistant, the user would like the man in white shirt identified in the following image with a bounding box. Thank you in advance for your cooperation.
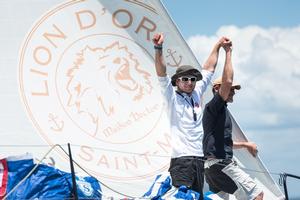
[152,33,232,200]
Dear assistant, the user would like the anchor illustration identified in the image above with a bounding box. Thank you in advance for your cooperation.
[48,113,64,132]
[166,48,182,67]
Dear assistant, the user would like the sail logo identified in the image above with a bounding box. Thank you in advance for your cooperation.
[58,37,158,143]
[19,0,171,181]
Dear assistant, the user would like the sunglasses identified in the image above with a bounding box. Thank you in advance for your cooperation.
[178,76,197,82]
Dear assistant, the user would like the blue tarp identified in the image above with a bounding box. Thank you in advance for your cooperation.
[0,154,101,199]
[143,173,219,200]
[0,154,221,199]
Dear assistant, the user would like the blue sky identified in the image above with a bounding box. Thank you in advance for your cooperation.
[163,0,300,198]
[163,0,300,37]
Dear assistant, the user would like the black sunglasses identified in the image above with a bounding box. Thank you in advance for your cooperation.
[178,77,197,82]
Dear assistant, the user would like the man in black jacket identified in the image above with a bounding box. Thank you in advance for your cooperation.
[202,42,264,200]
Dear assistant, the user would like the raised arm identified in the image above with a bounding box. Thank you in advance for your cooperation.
[202,37,227,73]
[218,39,233,101]
[152,33,167,77]
[233,141,258,157]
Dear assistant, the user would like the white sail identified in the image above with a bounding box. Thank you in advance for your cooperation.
[0,0,285,199]
[230,113,285,199]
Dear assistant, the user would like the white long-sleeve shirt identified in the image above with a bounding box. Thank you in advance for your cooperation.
[158,70,213,158]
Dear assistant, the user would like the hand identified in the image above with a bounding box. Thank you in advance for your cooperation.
[218,37,232,52]
[245,142,258,157]
[152,33,164,46]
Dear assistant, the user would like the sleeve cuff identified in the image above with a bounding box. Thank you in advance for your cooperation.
[201,69,214,78]
[157,76,168,82]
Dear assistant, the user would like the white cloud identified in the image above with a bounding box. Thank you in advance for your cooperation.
[187,25,300,129]
[188,26,300,197]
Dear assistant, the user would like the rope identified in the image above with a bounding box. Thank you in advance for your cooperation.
[1,143,292,199]
[1,144,145,200]
[1,143,283,176]
[0,144,68,147]
[69,144,283,176]
[57,145,138,199]
[3,144,60,199]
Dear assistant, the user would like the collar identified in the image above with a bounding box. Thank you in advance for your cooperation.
[176,90,192,98]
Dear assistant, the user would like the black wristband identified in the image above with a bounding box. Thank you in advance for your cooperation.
[154,44,163,50]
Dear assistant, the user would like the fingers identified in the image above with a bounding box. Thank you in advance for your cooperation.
[152,33,164,45]
[219,37,232,52]
[219,37,232,47]
[251,148,258,157]
[247,142,258,157]
[158,33,164,45]
[247,147,256,157]
[219,36,230,44]
[223,45,233,52]
[223,38,232,47]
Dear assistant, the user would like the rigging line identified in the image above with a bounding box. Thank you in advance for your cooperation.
[57,145,140,199]
[3,144,61,199]
[69,144,282,176]
[2,144,284,200]
[192,157,282,177]
[71,144,280,176]
[196,158,282,176]
[239,166,282,176]
[0,144,68,147]
[2,145,282,175]
[1,144,282,176]
[66,146,285,193]
[2,144,114,200]
[1,143,283,184]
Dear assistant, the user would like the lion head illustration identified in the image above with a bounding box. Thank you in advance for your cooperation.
[65,41,152,136]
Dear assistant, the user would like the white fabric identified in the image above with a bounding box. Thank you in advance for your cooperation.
[207,191,234,200]
[204,159,224,169]
[158,70,213,158]
[221,161,263,200]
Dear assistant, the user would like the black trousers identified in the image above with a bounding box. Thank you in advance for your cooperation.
[169,156,205,200]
